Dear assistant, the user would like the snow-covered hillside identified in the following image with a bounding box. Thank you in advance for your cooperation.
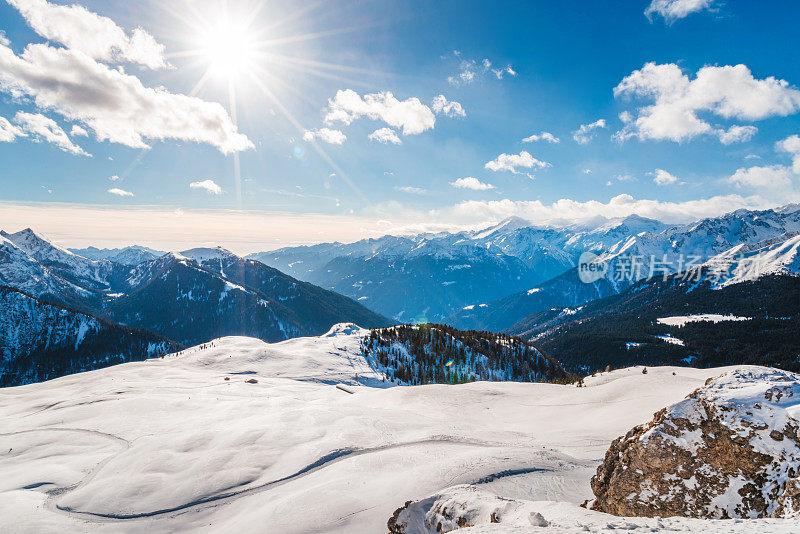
[3,328,798,532]
[362,324,571,385]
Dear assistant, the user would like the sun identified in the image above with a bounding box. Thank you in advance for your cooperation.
[200,19,257,79]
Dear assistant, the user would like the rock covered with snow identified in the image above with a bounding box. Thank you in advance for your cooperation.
[385,483,800,533]
[387,485,549,533]
[591,366,800,519]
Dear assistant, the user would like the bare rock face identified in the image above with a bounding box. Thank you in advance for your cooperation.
[591,367,800,519]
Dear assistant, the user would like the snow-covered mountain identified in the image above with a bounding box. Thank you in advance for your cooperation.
[450,207,800,332]
[103,248,392,345]
[2,331,796,532]
[246,216,664,322]
[0,286,180,386]
[0,229,392,348]
[445,265,622,333]
[249,233,552,322]
[69,245,165,265]
[1,228,118,291]
[250,206,800,323]
[506,237,800,374]
[0,233,94,308]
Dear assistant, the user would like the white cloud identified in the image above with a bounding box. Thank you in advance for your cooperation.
[395,186,426,194]
[777,134,800,174]
[368,127,402,145]
[446,193,794,227]
[717,125,757,145]
[189,179,223,195]
[522,131,560,144]
[70,125,88,137]
[107,187,133,197]
[614,62,800,143]
[0,41,253,154]
[302,128,346,145]
[324,89,435,135]
[485,151,549,174]
[0,114,24,142]
[645,0,715,23]
[14,111,89,155]
[4,193,798,255]
[729,165,793,189]
[108,175,121,181]
[431,95,466,117]
[7,0,168,69]
[572,119,606,144]
[446,53,516,85]
[493,65,517,79]
[653,169,679,185]
[450,177,494,191]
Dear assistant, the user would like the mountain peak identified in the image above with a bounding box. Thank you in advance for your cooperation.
[179,246,237,263]
[1,227,79,259]
[621,213,654,223]
[1,227,40,241]
[777,203,800,215]
[595,213,666,235]
[473,216,533,239]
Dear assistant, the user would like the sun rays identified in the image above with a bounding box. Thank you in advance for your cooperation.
[157,0,387,209]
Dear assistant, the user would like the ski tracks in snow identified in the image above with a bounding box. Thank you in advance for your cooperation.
[47,435,524,522]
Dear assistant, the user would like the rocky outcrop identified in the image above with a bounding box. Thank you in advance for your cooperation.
[591,367,800,519]
[386,485,548,533]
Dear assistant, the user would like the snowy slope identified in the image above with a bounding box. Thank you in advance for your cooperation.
[3,330,797,532]
[709,233,800,287]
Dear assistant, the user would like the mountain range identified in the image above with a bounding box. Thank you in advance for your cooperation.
[0,229,391,384]
[506,233,800,374]
[2,204,799,386]
[245,205,800,329]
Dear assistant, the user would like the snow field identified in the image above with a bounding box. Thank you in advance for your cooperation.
[1,327,795,532]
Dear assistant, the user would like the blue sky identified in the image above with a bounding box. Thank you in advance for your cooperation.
[1,0,799,252]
